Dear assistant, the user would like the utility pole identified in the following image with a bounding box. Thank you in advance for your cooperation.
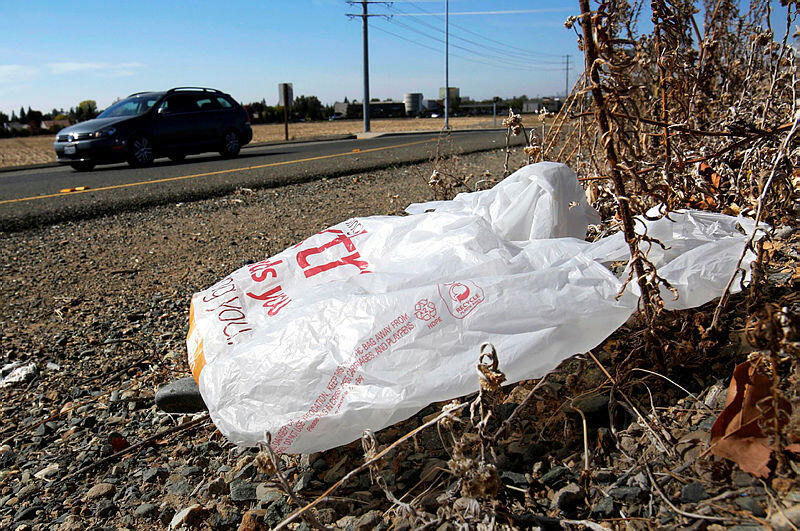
[444,0,450,131]
[564,54,570,99]
[346,1,389,133]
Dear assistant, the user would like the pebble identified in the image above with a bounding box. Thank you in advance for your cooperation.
[94,499,117,517]
[169,503,205,530]
[154,377,207,414]
[591,495,615,517]
[609,486,644,503]
[734,496,766,517]
[550,483,582,514]
[206,477,228,496]
[85,483,115,500]
[355,510,383,530]
[540,465,570,488]
[230,480,258,502]
[134,503,159,518]
[681,481,708,503]
[142,467,167,484]
[770,504,800,531]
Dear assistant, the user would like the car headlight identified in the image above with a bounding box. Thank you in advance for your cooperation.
[92,127,116,138]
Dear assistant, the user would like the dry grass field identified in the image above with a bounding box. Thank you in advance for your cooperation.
[0,115,515,169]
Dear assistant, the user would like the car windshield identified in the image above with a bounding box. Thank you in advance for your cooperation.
[98,94,162,118]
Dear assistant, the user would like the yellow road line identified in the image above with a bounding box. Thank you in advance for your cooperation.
[0,137,436,205]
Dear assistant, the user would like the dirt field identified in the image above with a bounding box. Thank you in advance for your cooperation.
[0,116,512,169]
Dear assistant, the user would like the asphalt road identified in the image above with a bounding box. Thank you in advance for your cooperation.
[0,130,518,231]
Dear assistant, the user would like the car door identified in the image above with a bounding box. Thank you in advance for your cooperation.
[192,95,224,146]
[152,94,201,151]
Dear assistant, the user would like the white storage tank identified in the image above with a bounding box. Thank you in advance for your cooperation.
[403,93,423,116]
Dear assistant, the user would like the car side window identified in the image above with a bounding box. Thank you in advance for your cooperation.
[159,94,197,114]
[195,97,222,111]
[216,97,233,109]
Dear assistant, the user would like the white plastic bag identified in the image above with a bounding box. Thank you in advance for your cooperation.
[187,162,757,453]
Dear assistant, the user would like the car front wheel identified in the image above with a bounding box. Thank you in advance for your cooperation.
[220,130,240,158]
[127,135,155,167]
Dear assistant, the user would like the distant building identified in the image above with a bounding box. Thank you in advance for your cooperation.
[40,119,71,131]
[333,100,407,119]
[523,98,563,113]
[3,122,30,133]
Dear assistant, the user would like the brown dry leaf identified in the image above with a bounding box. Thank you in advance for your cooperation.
[709,361,774,477]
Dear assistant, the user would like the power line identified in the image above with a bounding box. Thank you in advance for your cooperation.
[402,1,564,59]
[380,17,562,70]
[370,25,562,72]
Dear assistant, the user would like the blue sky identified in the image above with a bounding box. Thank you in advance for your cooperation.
[0,1,792,116]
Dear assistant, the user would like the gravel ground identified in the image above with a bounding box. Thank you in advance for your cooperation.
[0,147,506,529]
[1,146,798,530]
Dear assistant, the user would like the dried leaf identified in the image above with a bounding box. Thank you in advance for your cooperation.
[709,361,774,477]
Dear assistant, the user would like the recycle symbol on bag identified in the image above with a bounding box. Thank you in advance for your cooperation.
[413,299,437,322]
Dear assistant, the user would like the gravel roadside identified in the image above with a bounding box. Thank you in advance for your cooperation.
[0,147,513,529]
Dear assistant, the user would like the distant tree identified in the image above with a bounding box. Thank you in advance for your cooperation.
[19,107,26,123]
[370,97,380,102]
[343,96,349,103]
[26,108,43,130]
[292,95,324,121]
[75,100,98,122]
[0,111,8,123]
[11,111,17,122]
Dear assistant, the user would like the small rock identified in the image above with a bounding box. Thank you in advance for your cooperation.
[238,508,268,531]
[169,504,206,530]
[501,471,528,487]
[57,515,84,531]
[770,503,800,531]
[732,470,757,487]
[166,479,193,496]
[85,482,115,500]
[540,466,570,488]
[134,503,159,518]
[14,505,41,521]
[206,477,228,496]
[256,484,282,504]
[774,225,796,240]
[230,480,258,502]
[264,498,291,528]
[142,467,167,484]
[95,499,117,517]
[355,510,383,530]
[155,377,207,414]
[609,486,644,504]
[735,496,766,517]
[293,470,314,492]
[591,496,615,517]
[571,393,609,415]
[552,483,584,514]
[681,482,708,503]
[335,516,358,529]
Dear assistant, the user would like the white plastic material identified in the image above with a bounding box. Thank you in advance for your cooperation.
[187,162,757,453]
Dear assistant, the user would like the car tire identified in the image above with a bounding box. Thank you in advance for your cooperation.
[219,129,241,158]
[168,153,186,163]
[70,161,95,172]
[127,135,155,167]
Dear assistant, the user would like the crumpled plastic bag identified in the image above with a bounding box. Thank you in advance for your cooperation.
[186,162,758,452]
